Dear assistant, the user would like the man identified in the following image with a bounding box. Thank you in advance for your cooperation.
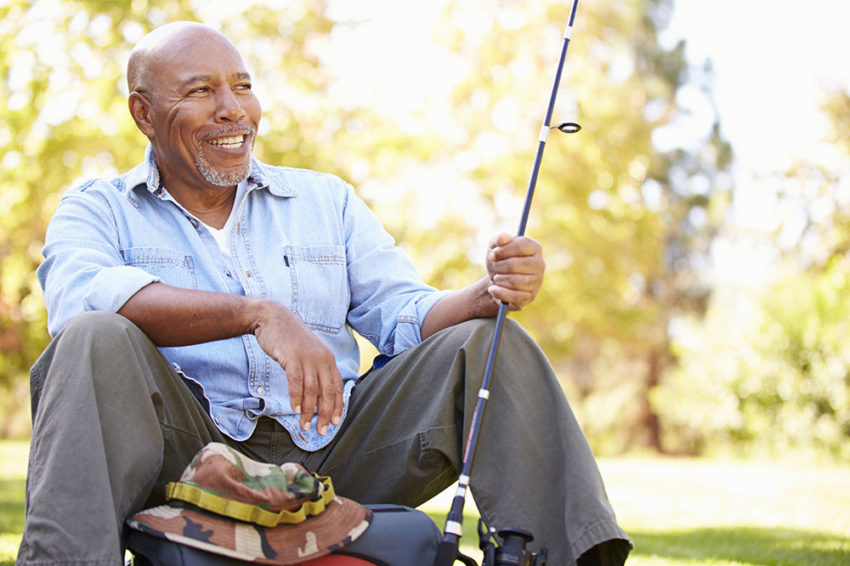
[18,22,631,566]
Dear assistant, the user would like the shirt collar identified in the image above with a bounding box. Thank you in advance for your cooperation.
[126,144,295,198]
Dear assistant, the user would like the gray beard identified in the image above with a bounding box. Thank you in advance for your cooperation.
[195,144,251,187]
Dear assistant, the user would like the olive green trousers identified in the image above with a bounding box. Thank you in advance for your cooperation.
[17,311,630,565]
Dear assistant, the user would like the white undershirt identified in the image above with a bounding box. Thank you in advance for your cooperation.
[198,180,248,272]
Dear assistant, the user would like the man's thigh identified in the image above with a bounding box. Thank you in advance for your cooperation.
[306,319,505,505]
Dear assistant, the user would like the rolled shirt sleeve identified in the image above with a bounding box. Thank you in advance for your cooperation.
[82,265,161,315]
[389,289,451,353]
[37,182,161,337]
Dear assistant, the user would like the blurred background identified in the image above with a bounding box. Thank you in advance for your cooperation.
[1,0,849,466]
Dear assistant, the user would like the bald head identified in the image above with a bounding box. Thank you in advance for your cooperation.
[127,22,237,94]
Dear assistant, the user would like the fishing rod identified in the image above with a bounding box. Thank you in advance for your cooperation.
[434,1,582,565]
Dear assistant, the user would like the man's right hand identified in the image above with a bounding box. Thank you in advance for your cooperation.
[251,300,344,436]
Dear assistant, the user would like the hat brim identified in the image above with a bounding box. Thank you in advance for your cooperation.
[128,496,372,565]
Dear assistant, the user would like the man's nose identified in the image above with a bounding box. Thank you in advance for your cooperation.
[215,88,246,122]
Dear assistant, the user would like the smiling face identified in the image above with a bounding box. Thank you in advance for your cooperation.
[128,23,262,196]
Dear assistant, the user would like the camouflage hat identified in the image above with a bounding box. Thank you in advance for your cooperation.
[127,443,372,565]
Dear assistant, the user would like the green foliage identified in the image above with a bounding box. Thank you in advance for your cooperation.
[0,0,158,435]
[758,259,850,457]
[657,260,850,460]
[656,88,850,460]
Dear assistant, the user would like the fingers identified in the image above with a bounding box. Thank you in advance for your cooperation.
[314,368,344,435]
[298,367,318,432]
[486,234,545,310]
[488,233,542,264]
[291,358,343,436]
[488,272,541,304]
[488,232,514,250]
[253,304,344,436]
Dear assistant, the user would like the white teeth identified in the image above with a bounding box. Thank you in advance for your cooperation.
[208,135,244,147]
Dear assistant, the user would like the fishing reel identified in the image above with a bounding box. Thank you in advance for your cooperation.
[477,520,548,566]
[437,519,547,566]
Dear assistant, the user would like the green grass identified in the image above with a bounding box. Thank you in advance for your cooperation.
[0,441,26,566]
[597,457,850,565]
[2,441,848,565]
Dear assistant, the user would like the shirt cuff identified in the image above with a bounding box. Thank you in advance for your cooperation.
[391,289,453,353]
[82,265,163,313]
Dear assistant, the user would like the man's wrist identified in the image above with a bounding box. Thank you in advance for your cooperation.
[467,276,500,318]
[243,297,277,335]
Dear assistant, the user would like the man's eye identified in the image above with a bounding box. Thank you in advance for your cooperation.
[236,83,252,91]
[188,86,210,95]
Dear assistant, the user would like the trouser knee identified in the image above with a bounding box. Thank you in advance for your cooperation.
[54,310,148,346]
[434,317,535,351]
[31,311,164,417]
[35,311,156,381]
[432,317,548,387]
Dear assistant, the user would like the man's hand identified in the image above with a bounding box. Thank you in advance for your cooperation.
[252,301,344,436]
[485,233,545,311]
[420,233,545,339]
[119,283,343,436]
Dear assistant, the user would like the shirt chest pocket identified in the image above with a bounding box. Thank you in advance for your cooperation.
[285,244,349,334]
[119,247,198,290]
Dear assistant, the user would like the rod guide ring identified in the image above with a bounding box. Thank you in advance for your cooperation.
[555,121,581,134]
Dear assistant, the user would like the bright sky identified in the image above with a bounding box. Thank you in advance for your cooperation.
[664,0,850,286]
[669,0,850,173]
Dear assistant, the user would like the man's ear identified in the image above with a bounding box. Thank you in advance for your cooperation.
[128,92,155,137]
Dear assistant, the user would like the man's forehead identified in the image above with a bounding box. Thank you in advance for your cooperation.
[156,31,240,62]
[137,24,242,69]
[128,22,253,95]
[148,37,248,85]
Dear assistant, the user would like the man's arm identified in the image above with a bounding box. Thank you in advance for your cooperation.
[118,283,343,435]
[421,233,545,340]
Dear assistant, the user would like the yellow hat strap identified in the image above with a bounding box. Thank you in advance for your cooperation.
[164,474,336,528]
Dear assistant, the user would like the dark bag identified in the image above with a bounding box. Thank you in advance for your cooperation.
[127,504,441,566]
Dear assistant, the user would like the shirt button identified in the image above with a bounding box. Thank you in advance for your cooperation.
[245,270,252,278]
[257,386,265,396]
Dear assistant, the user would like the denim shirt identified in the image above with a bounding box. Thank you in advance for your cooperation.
[37,146,449,449]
